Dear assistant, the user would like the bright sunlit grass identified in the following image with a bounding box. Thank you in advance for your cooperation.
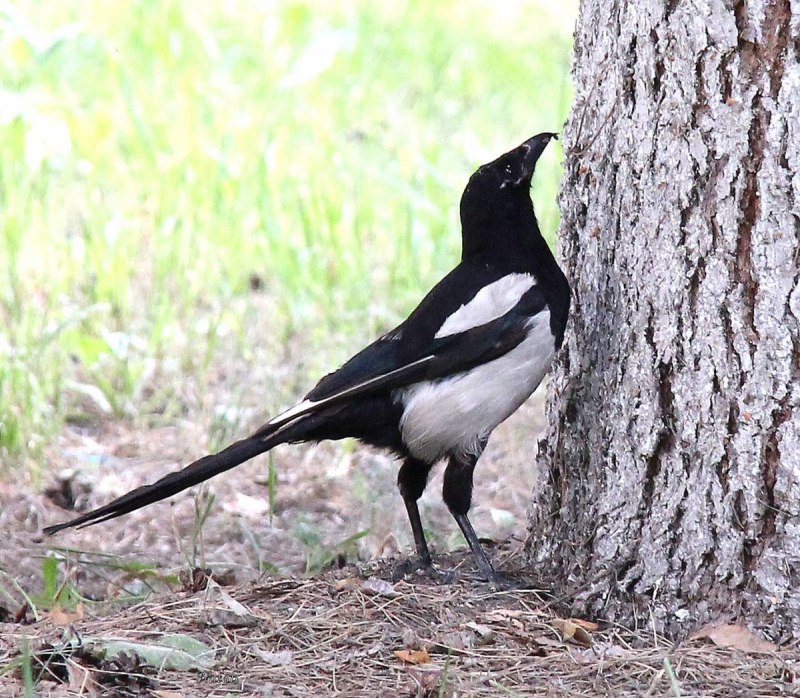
[0,0,576,465]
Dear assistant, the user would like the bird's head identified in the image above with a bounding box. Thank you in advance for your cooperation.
[459,132,557,257]
[468,132,557,194]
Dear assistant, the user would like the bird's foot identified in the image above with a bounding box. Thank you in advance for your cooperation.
[483,570,519,591]
[391,556,455,584]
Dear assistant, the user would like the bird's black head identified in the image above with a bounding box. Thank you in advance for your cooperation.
[459,132,557,258]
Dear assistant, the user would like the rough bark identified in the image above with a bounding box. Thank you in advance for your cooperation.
[528,0,800,640]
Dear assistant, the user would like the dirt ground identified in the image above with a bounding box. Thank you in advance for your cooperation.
[1,548,797,697]
[1,388,798,695]
[1,386,546,599]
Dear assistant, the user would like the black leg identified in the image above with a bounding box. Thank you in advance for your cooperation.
[442,449,501,585]
[397,457,435,567]
[402,496,432,567]
[451,511,499,584]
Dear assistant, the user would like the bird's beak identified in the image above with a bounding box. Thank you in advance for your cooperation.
[521,132,558,175]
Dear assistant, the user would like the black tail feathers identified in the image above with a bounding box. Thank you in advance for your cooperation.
[43,430,283,535]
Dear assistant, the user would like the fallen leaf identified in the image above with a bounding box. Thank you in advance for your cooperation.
[408,666,443,693]
[569,617,599,632]
[362,577,397,597]
[431,631,473,652]
[394,648,430,664]
[690,623,778,654]
[206,579,259,628]
[551,618,593,647]
[484,608,526,622]
[464,622,495,646]
[47,604,85,626]
[251,647,293,666]
[91,634,216,670]
[205,581,254,618]
[504,634,548,655]
[334,578,359,592]
[207,609,258,628]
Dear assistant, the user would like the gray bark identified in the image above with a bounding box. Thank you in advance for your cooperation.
[528,0,800,640]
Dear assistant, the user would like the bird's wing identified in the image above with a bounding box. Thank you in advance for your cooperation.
[256,282,547,434]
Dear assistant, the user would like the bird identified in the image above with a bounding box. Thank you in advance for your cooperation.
[44,132,571,586]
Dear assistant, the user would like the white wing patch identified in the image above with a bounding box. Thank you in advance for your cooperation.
[435,273,536,338]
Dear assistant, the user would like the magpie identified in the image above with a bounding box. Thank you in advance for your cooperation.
[44,133,570,585]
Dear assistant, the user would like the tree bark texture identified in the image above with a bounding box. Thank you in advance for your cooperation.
[528,0,800,640]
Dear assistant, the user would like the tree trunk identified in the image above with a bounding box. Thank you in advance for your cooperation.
[528,0,800,640]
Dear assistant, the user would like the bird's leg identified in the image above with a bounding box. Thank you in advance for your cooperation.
[402,495,432,567]
[442,449,502,586]
[451,510,498,583]
[396,457,442,576]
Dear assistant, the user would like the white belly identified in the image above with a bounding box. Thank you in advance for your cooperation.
[397,311,554,462]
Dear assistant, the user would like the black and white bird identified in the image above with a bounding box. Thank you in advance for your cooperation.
[44,133,570,585]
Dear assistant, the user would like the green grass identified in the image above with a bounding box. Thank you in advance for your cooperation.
[0,0,575,466]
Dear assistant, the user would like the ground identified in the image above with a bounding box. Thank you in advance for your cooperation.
[1,393,798,696]
[0,550,796,696]
[1,386,546,603]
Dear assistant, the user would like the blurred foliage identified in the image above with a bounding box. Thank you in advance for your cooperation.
[0,0,575,465]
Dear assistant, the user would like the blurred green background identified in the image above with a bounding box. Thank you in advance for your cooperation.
[0,0,576,469]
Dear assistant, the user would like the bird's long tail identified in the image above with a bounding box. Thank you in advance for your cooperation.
[43,425,291,535]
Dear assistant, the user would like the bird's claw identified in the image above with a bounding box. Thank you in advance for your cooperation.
[391,557,455,584]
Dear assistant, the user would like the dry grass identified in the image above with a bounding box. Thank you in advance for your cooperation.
[0,382,547,606]
[1,391,798,696]
[1,546,797,697]
[2,330,798,695]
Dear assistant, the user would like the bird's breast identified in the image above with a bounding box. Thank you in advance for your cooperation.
[397,310,555,463]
